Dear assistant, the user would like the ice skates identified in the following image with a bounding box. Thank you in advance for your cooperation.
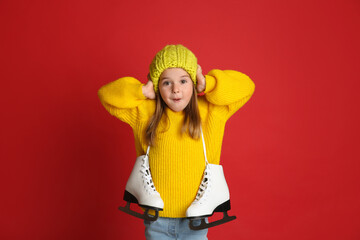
[186,129,236,230]
[118,146,164,221]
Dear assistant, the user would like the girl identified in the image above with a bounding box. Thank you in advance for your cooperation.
[98,44,255,239]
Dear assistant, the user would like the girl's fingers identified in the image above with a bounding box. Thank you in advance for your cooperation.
[197,64,202,73]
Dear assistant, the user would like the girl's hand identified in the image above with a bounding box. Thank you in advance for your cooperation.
[196,64,206,93]
[142,73,156,99]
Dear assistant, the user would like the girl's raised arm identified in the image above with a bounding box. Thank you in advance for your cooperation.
[203,69,255,119]
[98,76,153,127]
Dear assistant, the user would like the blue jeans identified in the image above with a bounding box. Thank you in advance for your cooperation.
[144,217,208,240]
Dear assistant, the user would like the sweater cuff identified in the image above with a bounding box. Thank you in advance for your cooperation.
[137,83,147,100]
[203,74,216,94]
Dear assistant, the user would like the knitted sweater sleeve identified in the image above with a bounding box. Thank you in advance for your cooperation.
[97,77,151,128]
[203,69,255,120]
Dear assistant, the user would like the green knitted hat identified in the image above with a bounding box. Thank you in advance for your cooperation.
[149,44,197,93]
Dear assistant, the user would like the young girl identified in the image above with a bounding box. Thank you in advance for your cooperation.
[98,44,255,239]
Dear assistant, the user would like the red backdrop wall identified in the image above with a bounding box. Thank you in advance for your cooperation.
[1,0,359,239]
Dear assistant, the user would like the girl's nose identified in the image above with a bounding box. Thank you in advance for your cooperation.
[172,84,180,93]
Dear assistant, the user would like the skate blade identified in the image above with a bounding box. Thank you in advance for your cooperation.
[118,202,159,221]
[189,212,236,230]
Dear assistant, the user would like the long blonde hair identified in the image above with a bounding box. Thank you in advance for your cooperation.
[145,85,201,146]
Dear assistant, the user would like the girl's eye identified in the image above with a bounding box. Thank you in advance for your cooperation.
[181,79,187,84]
[162,81,170,86]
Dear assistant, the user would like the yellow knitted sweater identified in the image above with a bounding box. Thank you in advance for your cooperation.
[98,69,255,218]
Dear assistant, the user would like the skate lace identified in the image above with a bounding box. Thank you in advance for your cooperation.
[194,128,211,203]
[195,165,211,202]
[140,148,157,195]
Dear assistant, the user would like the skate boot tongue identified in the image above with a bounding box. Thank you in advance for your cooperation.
[195,165,211,202]
[140,155,157,195]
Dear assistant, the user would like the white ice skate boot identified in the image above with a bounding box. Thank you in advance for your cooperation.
[186,130,236,230]
[118,146,164,221]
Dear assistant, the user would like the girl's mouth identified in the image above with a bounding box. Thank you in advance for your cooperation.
[173,98,181,102]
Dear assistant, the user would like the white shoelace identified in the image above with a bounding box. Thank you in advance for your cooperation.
[195,165,211,202]
[193,128,211,203]
[140,147,157,195]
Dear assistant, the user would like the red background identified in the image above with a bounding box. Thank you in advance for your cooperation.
[1,0,359,239]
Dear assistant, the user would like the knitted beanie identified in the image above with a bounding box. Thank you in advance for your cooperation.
[149,44,198,93]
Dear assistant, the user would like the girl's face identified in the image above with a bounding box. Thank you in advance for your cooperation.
[159,68,194,112]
